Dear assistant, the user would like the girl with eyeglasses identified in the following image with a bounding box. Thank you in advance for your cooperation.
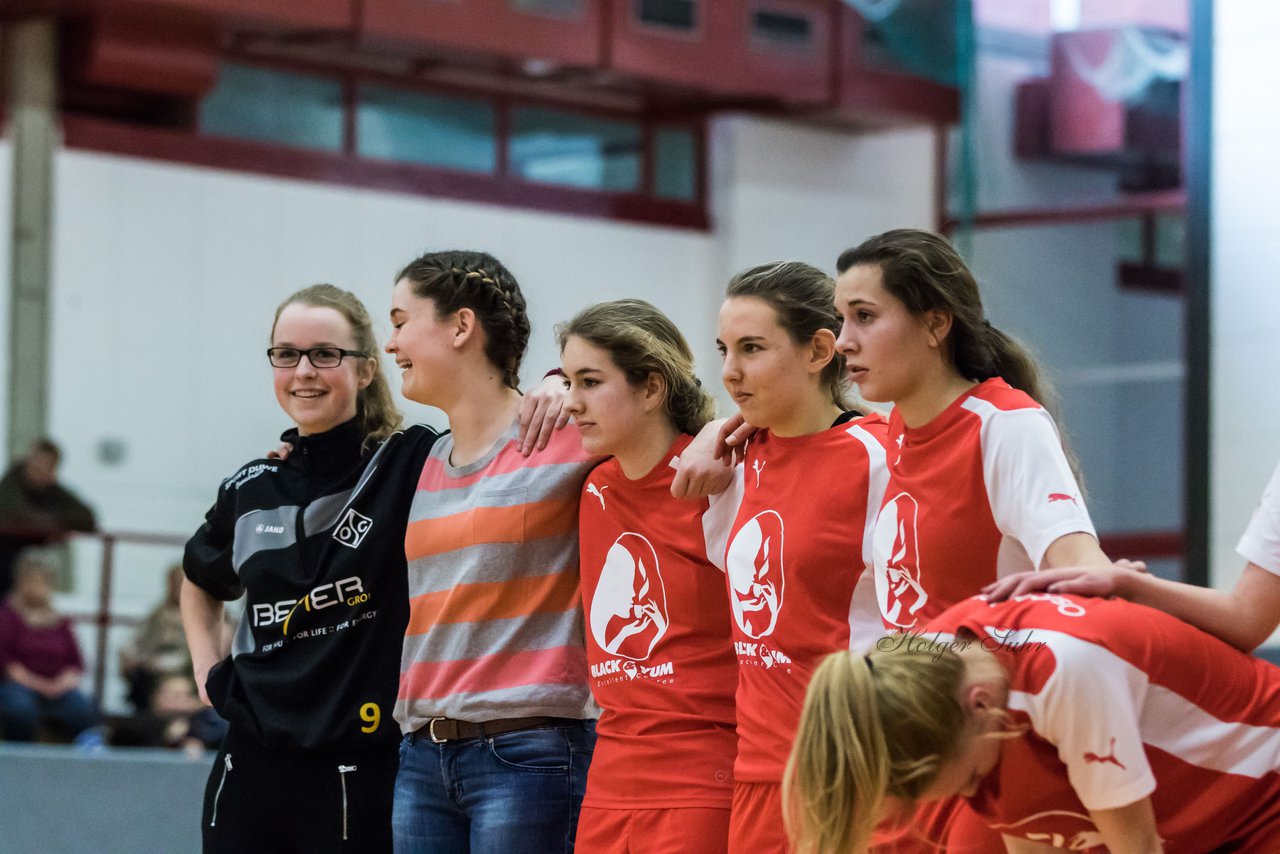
[558,300,739,854]
[181,284,443,853]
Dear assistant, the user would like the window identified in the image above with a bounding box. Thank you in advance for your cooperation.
[510,0,587,18]
[636,0,698,32]
[653,128,698,201]
[357,86,497,173]
[200,64,344,151]
[752,9,815,50]
[509,108,642,192]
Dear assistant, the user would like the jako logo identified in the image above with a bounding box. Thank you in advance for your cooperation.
[873,493,928,629]
[333,509,373,549]
[590,533,669,661]
[726,511,785,639]
[255,524,286,534]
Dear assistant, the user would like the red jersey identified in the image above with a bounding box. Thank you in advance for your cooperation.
[724,414,891,782]
[873,378,1095,631]
[578,434,740,809]
[927,594,1280,851]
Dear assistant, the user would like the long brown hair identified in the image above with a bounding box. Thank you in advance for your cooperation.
[836,229,1053,412]
[271,284,403,449]
[557,299,716,436]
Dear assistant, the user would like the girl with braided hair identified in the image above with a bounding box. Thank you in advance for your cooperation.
[558,300,739,853]
[386,250,601,853]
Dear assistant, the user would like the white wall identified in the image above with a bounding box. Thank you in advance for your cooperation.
[1211,1,1280,590]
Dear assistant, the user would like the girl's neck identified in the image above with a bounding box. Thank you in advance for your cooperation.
[896,367,978,429]
[614,420,681,481]
[445,384,523,467]
[769,396,843,439]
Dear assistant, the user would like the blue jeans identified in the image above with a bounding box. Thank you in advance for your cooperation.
[392,720,595,854]
[0,680,98,742]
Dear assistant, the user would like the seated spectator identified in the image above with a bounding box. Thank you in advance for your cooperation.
[120,564,193,712]
[0,438,97,597]
[0,553,99,741]
[111,673,228,756]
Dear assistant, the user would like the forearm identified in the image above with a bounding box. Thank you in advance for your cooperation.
[1091,798,1163,854]
[1118,564,1280,652]
[180,579,227,672]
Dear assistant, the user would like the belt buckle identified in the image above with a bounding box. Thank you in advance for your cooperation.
[428,717,449,744]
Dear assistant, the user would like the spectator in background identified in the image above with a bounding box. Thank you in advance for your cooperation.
[0,552,99,741]
[0,439,97,597]
[120,564,195,712]
[111,673,228,756]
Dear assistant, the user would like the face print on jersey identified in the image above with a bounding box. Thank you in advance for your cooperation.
[874,492,929,628]
[589,533,670,661]
[726,510,786,638]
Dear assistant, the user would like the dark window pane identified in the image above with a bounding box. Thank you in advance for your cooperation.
[200,64,343,151]
[654,128,697,201]
[510,0,586,17]
[636,0,697,31]
[753,10,813,49]
[509,108,641,191]
[357,86,497,173]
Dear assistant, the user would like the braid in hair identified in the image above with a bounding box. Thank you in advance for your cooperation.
[396,251,531,389]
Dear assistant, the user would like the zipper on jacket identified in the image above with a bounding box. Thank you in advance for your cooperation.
[210,753,233,827]
[338,764,358,841]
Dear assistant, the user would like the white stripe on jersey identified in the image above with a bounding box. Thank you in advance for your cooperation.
[998,627,1280,790]
[846,422,890,652]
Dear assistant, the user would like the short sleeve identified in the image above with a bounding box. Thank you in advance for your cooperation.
[1005,631,1156,811]
[703,464,744,572]
[1237,460,1280,576]
[183,481,244,602]
[980,408,1097,569]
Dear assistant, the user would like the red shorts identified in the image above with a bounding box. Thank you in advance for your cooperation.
[870,797,1003,853]
[728,781,790,854]
[576,805,730,854]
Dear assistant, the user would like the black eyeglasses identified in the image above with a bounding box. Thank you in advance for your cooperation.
[267,347,368,368]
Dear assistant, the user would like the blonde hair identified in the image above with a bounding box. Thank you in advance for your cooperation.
[556,299,716,436]
[783,640,970,854]
[271,284,403,450]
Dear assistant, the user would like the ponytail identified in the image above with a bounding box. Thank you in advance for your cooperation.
[784,653,888,854]
[784,641,971,854]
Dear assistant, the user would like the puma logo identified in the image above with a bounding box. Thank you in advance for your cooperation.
[587,483,608,509]
[1083,737,1126,769]
[1048,492,1077,505]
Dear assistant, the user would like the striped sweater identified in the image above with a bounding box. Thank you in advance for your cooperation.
[395,420,599,732]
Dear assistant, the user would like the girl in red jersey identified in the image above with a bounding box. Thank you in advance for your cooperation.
[714,262,892,854]
[558,299,740,854]
[787,592,1280,854]
[831,229,1111,631]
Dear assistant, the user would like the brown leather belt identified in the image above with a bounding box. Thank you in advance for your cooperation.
[416,716,577,744]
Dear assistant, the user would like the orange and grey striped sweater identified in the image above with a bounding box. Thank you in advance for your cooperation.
[395,420,599,732]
